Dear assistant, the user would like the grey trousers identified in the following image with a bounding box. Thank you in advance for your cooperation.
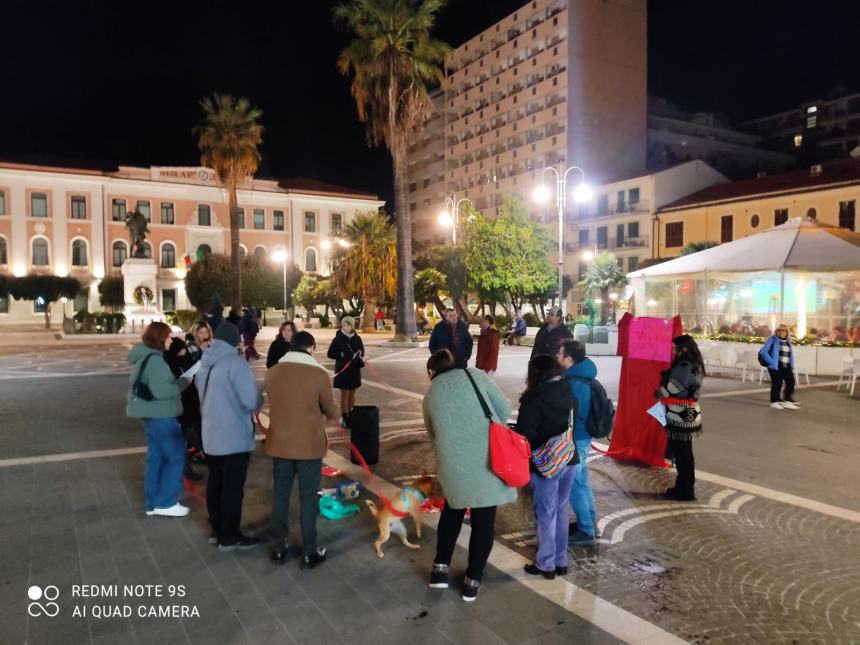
[271,457,322,556]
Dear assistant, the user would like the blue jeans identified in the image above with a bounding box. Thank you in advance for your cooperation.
[569,436,597,536]
[530,465,576,571]
[142,418,186,510]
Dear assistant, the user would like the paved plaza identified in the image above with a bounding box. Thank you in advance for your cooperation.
[1,332,859,644]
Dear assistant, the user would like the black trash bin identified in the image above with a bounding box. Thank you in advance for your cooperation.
[349,405,379,465]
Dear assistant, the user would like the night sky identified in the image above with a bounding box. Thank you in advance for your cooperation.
[1,0,858,207]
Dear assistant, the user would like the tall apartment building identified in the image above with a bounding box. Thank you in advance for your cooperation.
[409,0,647,243]
[0,161,383,326]
[741,89,860,164]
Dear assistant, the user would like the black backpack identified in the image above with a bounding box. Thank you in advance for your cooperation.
[569,375,615,439]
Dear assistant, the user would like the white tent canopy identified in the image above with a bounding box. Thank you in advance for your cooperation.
[628,218,860,278]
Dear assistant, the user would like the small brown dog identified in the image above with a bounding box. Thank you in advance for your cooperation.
[365,475,438,558]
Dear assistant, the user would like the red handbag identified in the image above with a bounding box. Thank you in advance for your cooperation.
[463,369,531,487]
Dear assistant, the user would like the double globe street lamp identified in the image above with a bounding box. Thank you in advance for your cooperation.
[438,195,473,243]
[532,164,592,317]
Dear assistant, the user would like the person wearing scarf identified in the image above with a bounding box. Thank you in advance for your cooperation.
[326,316,365,428]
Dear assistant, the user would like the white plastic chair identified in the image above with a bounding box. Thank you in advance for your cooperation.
[842,358,860,396]
[837,357,856,391]
[735,350,761,383]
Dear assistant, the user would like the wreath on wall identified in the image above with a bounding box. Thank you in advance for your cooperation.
[133,285,154,306]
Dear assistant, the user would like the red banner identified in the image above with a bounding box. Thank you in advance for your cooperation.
[606,313,682,467]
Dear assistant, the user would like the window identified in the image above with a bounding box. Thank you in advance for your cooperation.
[331,213,343,236]
[160,202,174,225]
[597,194,609,216]
[628,222,639,238]
[197,205,211,226]
[112,198,126,221]
[32,238,49,266]
[71,195,87,220]
[578,229,589,245]
[253,209,265,230]
[720,215,733,243]
[628,188,640,205]
[238,245,247,258]
[137,200,151,221]
[304,211,317,232]
[161,243,176,268]
[794,134,803,147]
[237,208,245,229]
[273,210,285,231]
[0,190,5,215]
[112,241,127,266]
[665,222,684,248]
[197,244,212,259]
[305,247,317,272]
[596,226,608,249]
[806,106,818,129]
[254,246,267,260]
[71,239,88,267]
[31,193,48,218]
[162,289,176,312]
[774,208,789,226]
[806,207,817,221]
[143,242,152,259]
[0,236,7,264]
[839,200,856,230]
[628,256,638,272]
[751,214,760,228]
[616,224,625,246]
[617,191,626,212]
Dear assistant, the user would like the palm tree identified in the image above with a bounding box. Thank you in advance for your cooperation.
[680,240,719,256]
[579,253,629,324]
[334,0,451,341]
[332,212,398,332]
[193,94,264,312]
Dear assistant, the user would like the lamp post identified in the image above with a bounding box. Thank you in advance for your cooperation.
[532,164,592,317]
[438,195,473,243]
[271,249,289,318]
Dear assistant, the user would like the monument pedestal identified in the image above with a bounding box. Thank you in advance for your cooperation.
[121,258,165,330]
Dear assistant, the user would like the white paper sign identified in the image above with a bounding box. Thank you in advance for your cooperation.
[647,401,667,426]
[180,361,202,380]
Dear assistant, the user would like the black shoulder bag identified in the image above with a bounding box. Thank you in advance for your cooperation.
[132,354,156,401]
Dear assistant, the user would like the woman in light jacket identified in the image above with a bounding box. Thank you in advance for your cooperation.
[423,349,516,602]
[126,322,189,518]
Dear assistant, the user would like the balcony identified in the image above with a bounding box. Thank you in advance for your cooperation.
[547,3,565,18]
[526,74,545,88]
[526,14,543,30]
[546,93,566,109]
[508,28,522,41]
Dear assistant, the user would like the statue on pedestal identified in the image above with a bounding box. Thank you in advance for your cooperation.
[125,209,150,259]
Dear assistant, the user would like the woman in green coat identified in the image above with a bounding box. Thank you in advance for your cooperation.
[423,349,516,602]
[126,322,189,518]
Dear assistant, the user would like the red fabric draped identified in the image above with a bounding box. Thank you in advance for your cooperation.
[606,313,682,467]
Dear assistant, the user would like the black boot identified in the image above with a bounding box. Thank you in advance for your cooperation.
[341,413,350,429]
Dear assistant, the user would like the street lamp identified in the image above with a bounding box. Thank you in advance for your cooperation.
[271,249,289,317]
[533,163,592,317]
[438,195,473,243]
[581,240,599,262]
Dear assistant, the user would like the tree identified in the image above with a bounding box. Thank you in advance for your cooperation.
[9,275,80,328]
[462,197,556,314]
[332,212,397,331]
[334,0,451,341]
[293,274,341,320]
[184,254,296,312]
[98,276,125,312]
[414,267,447,317]
[241,256,288,311]
[193,94,264,313]
[578,253,629,324]
[680,241,719,256]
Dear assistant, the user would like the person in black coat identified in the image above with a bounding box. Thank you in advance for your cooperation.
[163,336,204,481]
[327,316,365,428]
[530,306,573,359]
[428,307,473,368]
[266,321,296,368]
[514,354,577,579]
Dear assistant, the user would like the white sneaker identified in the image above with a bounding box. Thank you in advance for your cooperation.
[780,401,799,410]
[149,503,190,517]
[770,402,784,410]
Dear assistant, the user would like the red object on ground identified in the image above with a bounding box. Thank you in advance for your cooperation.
[605,313,682,467]
[321,466,343,478]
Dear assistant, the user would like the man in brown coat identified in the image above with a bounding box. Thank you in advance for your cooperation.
[265,331,339,569]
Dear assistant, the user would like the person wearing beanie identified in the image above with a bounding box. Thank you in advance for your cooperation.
[326,316,365,428]
[196,321,263,551]
[531,306,572,358]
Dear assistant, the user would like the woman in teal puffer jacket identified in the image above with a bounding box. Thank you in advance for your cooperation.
[127,322,189,518]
